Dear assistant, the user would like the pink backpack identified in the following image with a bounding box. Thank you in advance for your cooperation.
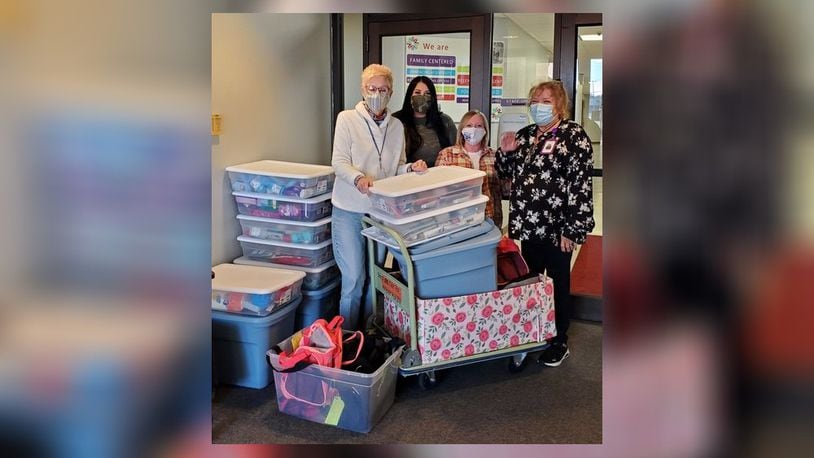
[275,316,364,370]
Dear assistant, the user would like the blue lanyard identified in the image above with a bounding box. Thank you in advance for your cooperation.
[364,118,388,173]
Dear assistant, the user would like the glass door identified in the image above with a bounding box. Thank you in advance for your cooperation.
[489,13,556,149]
[556,13,602,176]
[556,14,602,236]
[576,24,603,174]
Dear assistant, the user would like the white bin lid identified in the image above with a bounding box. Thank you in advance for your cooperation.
[370,194,488,225]
[232,190,332,203]
[368,165,485,197]
[211,263,305,294]
[237,235,332,250]
[233,256,337,273]
[225,160,334,179]
[237,214,331,227]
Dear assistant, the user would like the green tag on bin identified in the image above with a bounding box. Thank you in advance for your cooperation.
[324,395,345,426]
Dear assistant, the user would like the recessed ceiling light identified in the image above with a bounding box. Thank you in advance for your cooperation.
[502,35,518,39]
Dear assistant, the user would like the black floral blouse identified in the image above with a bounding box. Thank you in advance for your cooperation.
[496,120,595,246]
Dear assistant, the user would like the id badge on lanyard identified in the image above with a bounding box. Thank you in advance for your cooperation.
[541,138,557,154]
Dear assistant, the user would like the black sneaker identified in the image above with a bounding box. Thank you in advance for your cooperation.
[539,342,570,367]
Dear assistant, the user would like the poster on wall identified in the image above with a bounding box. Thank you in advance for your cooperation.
[404,35,470,122]
[491,41,505,122]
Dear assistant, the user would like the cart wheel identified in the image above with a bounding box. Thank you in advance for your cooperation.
[418,371,439,390]
[508,352,528,373]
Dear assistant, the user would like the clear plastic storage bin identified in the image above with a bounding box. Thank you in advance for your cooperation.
[233,191,332,222]
[268,345,401,433]
[227,160,335,199]
[232,256,339,291]
[211,263,305,316]
[368,166,485,218]
[238,236,333,268]
[237,214,331,244]
[370,195,488,246]
[363,218,494,251]
[233,257,340,291]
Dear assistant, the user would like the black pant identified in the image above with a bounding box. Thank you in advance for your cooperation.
[521,240,573,344]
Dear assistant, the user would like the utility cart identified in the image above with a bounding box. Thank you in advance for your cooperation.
[362,216,553,389]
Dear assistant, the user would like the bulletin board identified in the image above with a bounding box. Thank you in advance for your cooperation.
[404,35,470,122]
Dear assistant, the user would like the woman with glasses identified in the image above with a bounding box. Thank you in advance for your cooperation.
[496,80,595,366]
[331,64,428,330]
[392,76,457,167]
[436,110,503,230]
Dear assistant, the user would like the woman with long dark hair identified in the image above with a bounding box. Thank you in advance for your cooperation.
[392,76,457,167]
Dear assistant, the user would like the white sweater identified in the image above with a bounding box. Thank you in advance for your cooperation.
[331,101,410,213]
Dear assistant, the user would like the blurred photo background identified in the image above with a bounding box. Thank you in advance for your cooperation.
[0,0,812,457]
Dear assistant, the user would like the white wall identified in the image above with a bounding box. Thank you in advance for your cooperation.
[342,13,364,110]
[211,13,332,265]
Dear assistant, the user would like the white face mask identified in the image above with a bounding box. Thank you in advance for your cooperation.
[364,92,390,115]
[461,127,487,146]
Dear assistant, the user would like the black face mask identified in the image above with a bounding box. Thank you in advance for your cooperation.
[411,94,432,114]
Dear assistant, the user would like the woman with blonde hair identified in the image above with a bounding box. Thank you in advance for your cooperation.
[436,110,502,230]
[496,80,595,366]
[331,63,428,330]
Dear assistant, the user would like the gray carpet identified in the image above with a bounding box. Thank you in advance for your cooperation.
[212,320,602,444]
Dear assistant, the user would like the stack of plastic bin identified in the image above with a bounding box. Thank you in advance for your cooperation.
[211,263,305,389]
[364,166,487,248]
[211,263,305,316]
[227,160,341,330]
[364,166,502,298]
[233,256,341,330]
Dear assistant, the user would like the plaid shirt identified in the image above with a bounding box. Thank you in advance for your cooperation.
[436,145,503,230]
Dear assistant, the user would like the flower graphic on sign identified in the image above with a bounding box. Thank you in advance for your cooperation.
[406,36,419,50]
[491,104,503,122]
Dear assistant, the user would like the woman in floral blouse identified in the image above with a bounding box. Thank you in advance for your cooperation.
[496,80,595,367]
[436,110,503,230]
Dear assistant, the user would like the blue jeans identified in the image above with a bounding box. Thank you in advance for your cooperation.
[332,207,368,330]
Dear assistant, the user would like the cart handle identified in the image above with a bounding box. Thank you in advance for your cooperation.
[362,216,419,354]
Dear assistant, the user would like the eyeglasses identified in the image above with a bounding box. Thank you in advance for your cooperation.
[365,86,390,95]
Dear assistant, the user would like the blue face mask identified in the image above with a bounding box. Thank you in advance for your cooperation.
[530,103,555,126]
